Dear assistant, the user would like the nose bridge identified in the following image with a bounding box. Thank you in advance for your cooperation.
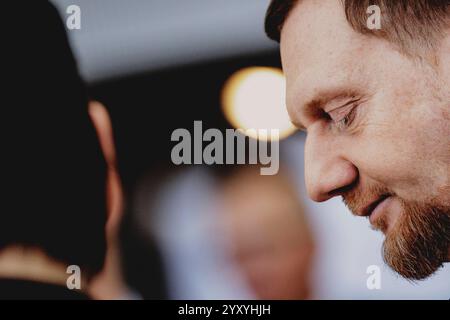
[304,129,357,202]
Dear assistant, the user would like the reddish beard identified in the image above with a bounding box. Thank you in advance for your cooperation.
[343,184,450,280]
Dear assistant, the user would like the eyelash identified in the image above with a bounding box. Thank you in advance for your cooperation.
[329,103,359,131]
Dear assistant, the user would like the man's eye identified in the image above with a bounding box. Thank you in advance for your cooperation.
[335,106,357,129]
[326,101,359,130]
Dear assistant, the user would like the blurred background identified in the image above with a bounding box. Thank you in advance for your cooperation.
[51,0,450,299]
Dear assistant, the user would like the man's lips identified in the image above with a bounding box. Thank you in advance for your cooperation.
[360,194,391,223]
[369,196,394,226]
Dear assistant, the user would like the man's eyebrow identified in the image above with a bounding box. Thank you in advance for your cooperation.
[305,89,359,110]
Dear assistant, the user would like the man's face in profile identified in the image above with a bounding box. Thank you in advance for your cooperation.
[280,0,450,280]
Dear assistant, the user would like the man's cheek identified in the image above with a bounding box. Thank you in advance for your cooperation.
[351,134,420,197]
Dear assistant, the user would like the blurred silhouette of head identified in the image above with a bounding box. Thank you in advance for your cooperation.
[1,2,107,276]
[221,166,314,300]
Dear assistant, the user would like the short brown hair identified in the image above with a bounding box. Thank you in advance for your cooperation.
[265,0,449,56]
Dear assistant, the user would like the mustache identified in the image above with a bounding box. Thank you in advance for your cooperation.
[339,179,450,280]
[342,183,393,217]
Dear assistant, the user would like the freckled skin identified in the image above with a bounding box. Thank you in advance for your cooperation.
[280,0,450,259]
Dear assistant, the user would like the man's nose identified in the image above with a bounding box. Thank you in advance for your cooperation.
[304,131,358,202]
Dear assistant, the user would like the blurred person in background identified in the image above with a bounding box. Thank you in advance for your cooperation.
[265,0,450,281]
[134,164,314,300]
[135,167,255,299]
[220,166,315,300]
[0,2,125,299]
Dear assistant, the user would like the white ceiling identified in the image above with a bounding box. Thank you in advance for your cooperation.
[51,0,276,83]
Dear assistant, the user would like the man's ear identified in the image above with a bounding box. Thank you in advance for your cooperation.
[88,101,123,238]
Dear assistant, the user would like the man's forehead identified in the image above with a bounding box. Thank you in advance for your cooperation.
[280,0,370,113]
[280,0,357,75]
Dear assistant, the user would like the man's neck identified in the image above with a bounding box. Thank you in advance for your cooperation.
[0,246,84,289]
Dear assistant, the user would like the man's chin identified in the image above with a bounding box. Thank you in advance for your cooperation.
[382,238,448,280]
[380,201,450,280]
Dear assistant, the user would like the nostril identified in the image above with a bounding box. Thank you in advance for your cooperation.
[305,147,359,203]
[308,176,357,202]
[327,183,356,198]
